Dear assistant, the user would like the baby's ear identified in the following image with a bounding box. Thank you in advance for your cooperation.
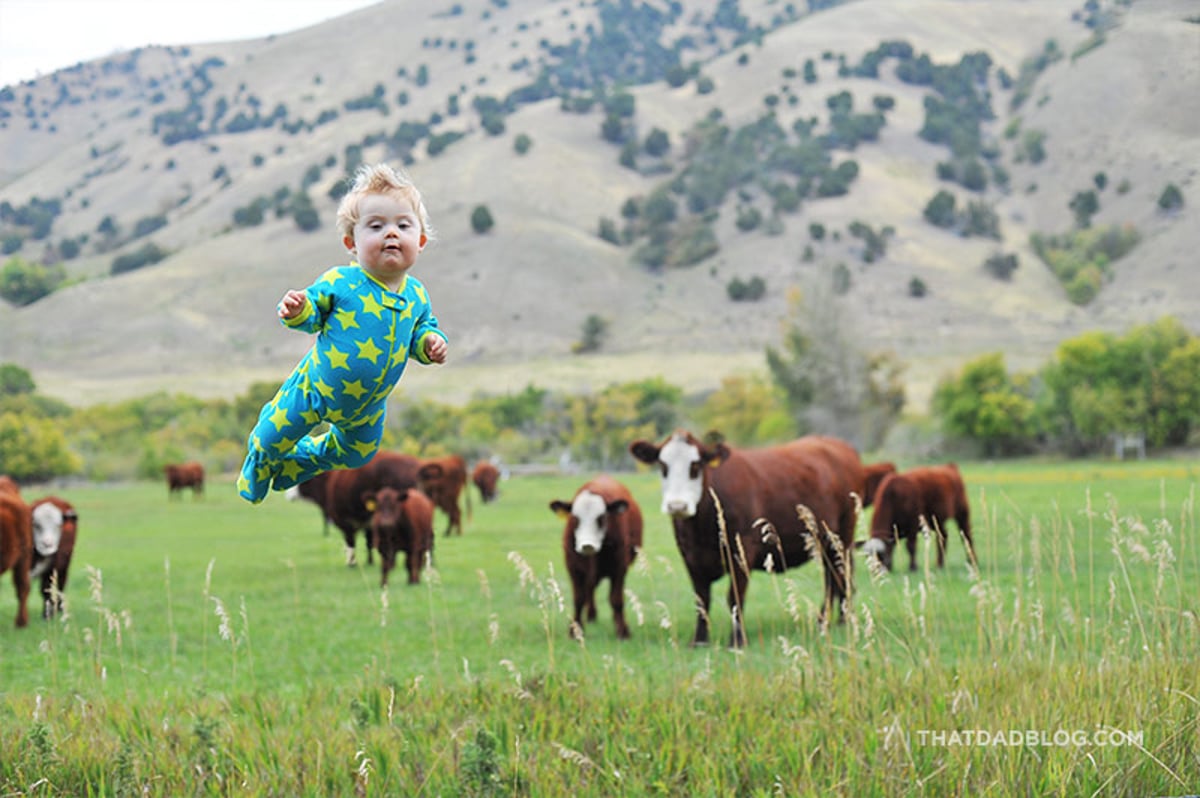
[343,234,356,252]
[419,233,428,249]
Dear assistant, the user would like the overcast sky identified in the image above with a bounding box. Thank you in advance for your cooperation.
[0,0,381,88]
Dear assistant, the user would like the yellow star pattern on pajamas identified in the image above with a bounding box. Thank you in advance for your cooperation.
[355,338,384,363]
[279,459,305,482]
[326,345,350,370]
[360,293,385,319]
[335,308,359,330]
[341,379,369,400]
[351,439,378,459]
[268,404,291,431]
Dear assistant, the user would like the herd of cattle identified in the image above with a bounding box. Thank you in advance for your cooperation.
[0,431,974,647]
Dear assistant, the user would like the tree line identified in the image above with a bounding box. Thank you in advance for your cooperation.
[0,315,1196,484]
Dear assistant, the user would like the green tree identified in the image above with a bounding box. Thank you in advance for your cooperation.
[0,363,35,396]
[923,190,957,228]
[574,314,608,353]
[0,412,81,481]
[1069,189,1099,228]
[698,375,794,446]
[1158,183,1184,212]
[765,285,904,449]
[931,353,1036,456]
[0,256,65,306]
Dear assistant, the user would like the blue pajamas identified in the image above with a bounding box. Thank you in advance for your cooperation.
[238,264,444,503]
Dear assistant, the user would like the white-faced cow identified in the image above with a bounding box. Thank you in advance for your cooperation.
[861,464,975,572]
[30,496,78,618]
[630,431,864,648]
[0,486,33,628]
[549,476,643,640]
[363,487,435,586]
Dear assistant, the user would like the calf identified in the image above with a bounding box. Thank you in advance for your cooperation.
[630,431,864,647]
[288,452,431,566]
[472,461,501,503]
[0,490,33,628]
[862,464,975,572]
[165,462,204,499]
[364,487,434,586]
[549,476,643,640]
[30,496,78,618]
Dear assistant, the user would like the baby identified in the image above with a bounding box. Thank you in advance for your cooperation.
[238,163,447,504]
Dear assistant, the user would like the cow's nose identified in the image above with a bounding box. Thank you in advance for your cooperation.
[666,500,689,516]
[578,543,597,556]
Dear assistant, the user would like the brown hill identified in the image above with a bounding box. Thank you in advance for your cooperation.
[0,0,1196,412]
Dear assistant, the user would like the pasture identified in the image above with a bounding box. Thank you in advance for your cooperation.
[1,459,1197,796]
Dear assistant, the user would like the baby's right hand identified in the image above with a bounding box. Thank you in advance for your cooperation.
[277,290,307,320]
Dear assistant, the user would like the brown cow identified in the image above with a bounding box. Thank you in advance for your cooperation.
[164,462,204,499]
[472,460,501,503]
[0,489,33,628]
[862,461,897,508]
[418,454,468,536]
[363,487,435,586]
[30,496,78,618]
[861,464,975,572]
[549,476,643,640]
[630,431,864,648]
[288,452,441,566]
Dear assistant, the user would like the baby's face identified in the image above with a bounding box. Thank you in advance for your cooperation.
[345,193,426,289]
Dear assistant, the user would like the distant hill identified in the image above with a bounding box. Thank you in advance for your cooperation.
[1,0,1196,412]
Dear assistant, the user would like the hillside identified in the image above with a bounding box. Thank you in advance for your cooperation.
[0,0,1196,413]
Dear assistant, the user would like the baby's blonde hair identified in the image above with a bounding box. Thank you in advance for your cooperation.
[335,162,434,241]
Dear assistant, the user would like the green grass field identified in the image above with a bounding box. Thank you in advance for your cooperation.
[1,460,1197,796]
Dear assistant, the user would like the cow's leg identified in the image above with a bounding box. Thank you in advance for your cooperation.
[13,567,31,628]
[726,568,750,648]
[957,508,977,568]
[406,549,420,585]
[932,518,948,568]
[819,533,853,626]
[906,528,919,572]
[608,572,630,640]
[690,580,713,647]
[569,579,590,640]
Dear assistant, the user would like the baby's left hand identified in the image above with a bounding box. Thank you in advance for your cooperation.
[424,335,448,364]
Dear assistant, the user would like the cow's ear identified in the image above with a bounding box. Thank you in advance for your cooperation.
[419,463,445,481]
[705,442,731,468]
[396,489,410,502]
[607,499,629,515]
[629,440,659,464]
[64,510,78,522]
[549,500,571,518]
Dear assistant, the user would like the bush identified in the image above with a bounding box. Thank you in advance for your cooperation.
[111,243,168,276]
[908,277,927,297]
[983,252,1019,280]
[1158,183,1184,212]
[471,205,495,234]
[727,275,766,301]
[0,257,65,306]
[513,133,532,155]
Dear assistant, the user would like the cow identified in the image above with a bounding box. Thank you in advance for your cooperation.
[0,489,33,628]
[164,462,205,499]
[288,451,441,566]
[29,496,78,618]
[418,454,469,536]
[363,487,435,586]
[472,460,501,503]
[862,461,897,508]
[549,476,643,640]
[629,430,864,648]
[861,464,975,572]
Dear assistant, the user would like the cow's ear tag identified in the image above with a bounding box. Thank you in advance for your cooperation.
[553,506,570,520]
[707,456,723,468]
[365,500,377,512]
